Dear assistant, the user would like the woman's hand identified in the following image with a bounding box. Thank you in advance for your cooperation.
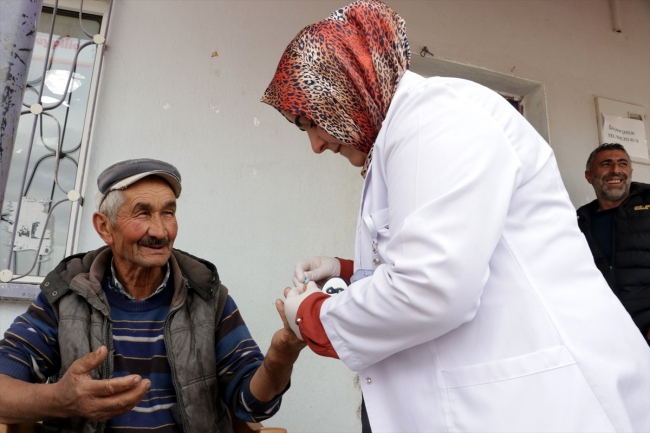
[293,256,341,287]
[274,297,309,350]
[280,282,321,340]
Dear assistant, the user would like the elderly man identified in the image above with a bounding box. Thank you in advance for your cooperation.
[0,159,304,432]
[577,143,650,344]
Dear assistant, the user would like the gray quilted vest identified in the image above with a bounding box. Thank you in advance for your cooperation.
[39,246,234,433]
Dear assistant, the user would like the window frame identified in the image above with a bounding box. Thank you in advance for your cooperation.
[0,0,112,295]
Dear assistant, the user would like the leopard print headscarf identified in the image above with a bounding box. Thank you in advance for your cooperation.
[261,0,410,177]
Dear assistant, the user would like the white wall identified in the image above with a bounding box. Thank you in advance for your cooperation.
[397,0,650,205]
[1,1,648,431]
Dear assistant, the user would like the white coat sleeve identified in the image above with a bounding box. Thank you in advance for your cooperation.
[320,82,524,371]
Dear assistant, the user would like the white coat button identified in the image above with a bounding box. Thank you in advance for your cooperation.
[365,377,372,384]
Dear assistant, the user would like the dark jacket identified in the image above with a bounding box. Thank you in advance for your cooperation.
[39,246,233,433]
[577,182,650,343]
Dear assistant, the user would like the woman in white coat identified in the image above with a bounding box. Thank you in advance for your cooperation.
[262,1,650,432]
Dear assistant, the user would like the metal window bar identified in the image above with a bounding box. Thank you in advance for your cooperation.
[0,0,114,288]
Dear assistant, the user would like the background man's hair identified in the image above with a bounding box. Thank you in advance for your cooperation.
[586,143,629,171]
[97,189,125,225]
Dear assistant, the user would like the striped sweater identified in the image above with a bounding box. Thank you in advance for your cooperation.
[0,271,283,431]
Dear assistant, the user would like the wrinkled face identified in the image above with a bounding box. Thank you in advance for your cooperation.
[281,111,368,167]
[106,177,178,270]
[586,149,632,205]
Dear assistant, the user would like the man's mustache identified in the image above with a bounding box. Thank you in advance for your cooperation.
[138,237,170,247]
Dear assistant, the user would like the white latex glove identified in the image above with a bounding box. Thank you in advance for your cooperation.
[283,281,321,340]
[293,256,341,287]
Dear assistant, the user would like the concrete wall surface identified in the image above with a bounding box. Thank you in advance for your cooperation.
[1,1,648,432]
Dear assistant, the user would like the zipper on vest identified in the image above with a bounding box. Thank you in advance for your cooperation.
[95,321,112,433]
[165,286,189,433]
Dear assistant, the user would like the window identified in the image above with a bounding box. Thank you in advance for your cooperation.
[499,92,524,116]
[0,1,110,286]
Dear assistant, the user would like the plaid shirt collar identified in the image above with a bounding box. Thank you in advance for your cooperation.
[108,259,170,301]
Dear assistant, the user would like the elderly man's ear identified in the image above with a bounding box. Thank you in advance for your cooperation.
[93,212,115,246]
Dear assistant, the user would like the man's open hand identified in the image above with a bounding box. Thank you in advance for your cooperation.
[55,346,150,421]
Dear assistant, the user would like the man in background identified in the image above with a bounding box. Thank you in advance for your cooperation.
[578,143,650,345]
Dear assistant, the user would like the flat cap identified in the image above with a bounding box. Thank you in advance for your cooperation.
[96,158,181,210]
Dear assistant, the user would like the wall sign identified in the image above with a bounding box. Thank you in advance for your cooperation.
[602,114,648,159]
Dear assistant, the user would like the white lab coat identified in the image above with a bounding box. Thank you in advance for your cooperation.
[320,71,650,432]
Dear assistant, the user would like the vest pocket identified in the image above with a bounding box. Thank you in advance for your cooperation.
[441,346,614,432]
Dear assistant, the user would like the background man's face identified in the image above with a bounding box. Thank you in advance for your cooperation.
[110,177,178,270]
[586,149,632,203]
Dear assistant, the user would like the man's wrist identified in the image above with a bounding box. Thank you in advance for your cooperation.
[249,348,295,402]
[0,376,72,423]
[263,344,300,373]
[46,380,74,419]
